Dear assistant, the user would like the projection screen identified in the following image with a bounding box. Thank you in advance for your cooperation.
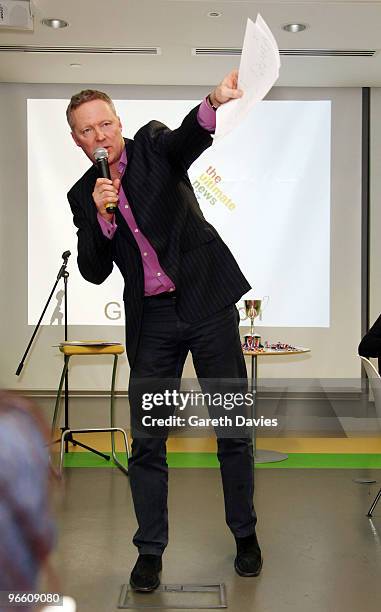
[28,98,331,329]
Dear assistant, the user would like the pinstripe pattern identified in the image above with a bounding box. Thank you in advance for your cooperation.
[67,104,251,365]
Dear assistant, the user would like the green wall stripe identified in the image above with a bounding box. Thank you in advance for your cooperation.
[61,452,381,469]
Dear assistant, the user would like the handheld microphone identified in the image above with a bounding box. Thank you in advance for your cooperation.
[93,147,117,213]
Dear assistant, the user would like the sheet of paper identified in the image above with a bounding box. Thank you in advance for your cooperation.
[215,14,281,141]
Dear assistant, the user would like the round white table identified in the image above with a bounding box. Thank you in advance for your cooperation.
[243,347,311,464]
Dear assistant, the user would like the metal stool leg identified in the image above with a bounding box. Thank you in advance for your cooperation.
[110,354,130,475]
[51,356,70,439]
[59,428,107,474]
[59,427,129,475]
[59,428,70,474]
[111,428,130,476]
[367,488,381,517]
[59,427,114,473]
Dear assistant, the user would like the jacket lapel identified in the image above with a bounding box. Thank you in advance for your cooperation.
[115,138,138,250]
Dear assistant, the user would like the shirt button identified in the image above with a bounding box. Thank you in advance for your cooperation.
[134,228,139,233]
[169,287,174,292]
[157,272,161,276]
[125,204,129,209]
[143,252,148,257]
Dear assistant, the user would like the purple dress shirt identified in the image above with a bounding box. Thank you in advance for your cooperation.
[97,97,216,296]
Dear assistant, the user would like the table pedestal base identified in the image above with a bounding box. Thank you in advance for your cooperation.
[254,449,288,464]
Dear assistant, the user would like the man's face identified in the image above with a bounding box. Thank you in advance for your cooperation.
[70,99,124,169]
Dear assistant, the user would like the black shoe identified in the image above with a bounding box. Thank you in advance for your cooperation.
[234,532,263,577]
[130,554,162,592]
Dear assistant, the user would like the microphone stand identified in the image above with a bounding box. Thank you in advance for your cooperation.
[16,250,109,461]
[16,250,72,378]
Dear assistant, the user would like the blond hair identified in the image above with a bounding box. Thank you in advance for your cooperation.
[66,89,117,129]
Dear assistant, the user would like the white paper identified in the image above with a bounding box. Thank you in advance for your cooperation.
[215,14,281,141]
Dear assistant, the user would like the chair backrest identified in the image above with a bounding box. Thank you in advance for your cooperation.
[360,356,381,422]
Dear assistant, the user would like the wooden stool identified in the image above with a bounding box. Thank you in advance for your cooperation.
[51,342,129,475]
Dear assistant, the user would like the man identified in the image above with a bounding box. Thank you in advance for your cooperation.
[66,70,262,592]
[359,313,381,373]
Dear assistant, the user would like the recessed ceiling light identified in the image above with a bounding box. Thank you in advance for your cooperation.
[41,18,69,29]
[283,23,307,33]
[207,11,222,18]
[70,63,82,68]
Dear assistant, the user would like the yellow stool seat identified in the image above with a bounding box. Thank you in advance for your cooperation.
[59,343,125,356]
[51,341,129,476]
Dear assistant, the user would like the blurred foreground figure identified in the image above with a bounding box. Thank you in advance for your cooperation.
[0,392,55,598]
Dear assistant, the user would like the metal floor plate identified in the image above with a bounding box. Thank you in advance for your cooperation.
[118,583,227,609]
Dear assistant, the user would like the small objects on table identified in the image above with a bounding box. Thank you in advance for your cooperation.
[242,337,298,352]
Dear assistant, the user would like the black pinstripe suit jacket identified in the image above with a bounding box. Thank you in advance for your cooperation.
[67,105,251,366]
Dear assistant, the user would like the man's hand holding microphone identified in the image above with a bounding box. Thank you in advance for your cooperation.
[92,147,120,222]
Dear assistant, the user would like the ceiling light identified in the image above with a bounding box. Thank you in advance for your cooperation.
[70,63,82,68]
[41,18,69,29]
[282,23,307,33]
[207,11,222,18]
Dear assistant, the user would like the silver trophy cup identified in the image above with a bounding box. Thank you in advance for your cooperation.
[244,299,262,336]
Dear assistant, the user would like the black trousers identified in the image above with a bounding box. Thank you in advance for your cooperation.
[128,295,257,555]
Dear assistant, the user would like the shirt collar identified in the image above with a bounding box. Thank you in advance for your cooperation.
[118,145,127,176]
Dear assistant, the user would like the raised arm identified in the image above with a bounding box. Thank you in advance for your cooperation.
[149,69,243,169]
